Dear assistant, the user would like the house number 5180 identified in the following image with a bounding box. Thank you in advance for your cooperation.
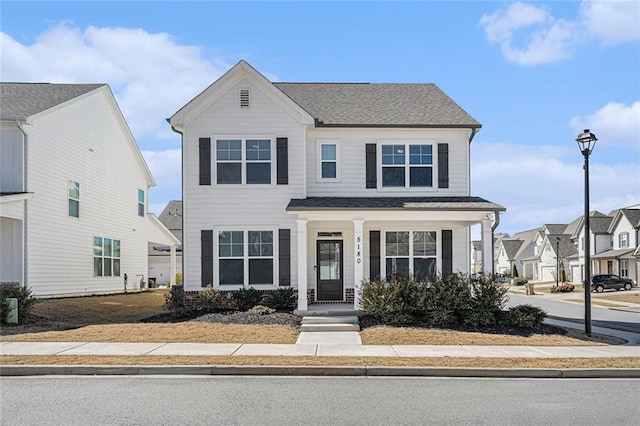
[356,236,362,264]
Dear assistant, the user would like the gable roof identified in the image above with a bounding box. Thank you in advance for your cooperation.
[158,200,183,231]
[273,82,481,129]
[545,234,578,258]
[610,208,640,232]
[0,83,104,120]
[543,224,567,235]
[501,239,524,260]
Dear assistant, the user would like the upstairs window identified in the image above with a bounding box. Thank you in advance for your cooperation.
[619,232,629,248]
[68,180,80,217]
[138,189,145,216]
[215,138,272,185]
[381,143,433,188]
[239,89,250,107]
[317,140,340,181]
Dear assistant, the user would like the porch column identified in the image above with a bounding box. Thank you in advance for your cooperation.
[296,219,308,311]
[169,245,177,287]
[353,219,364,310]
[481,215,494,274]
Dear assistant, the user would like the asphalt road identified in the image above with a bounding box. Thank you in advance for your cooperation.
[1,376,638,425]
[507,292,640,332]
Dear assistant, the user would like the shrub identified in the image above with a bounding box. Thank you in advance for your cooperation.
[464,274,509,328]
[556,283,575,293]
[164,286,191,318]
[501,304,547,328]
[247,305,276,315]
[0,284,37,324]
[511,264,519,278]
[265,287,296,311]
[175,272,183,285]
[513,277,528,286]
[231,287,262,311]
[360,277,420,325]
[423,274,472,327]
[199,287,222,312]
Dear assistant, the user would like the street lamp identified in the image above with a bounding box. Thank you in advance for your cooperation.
[576,128,597,336]
[556,236,560,287]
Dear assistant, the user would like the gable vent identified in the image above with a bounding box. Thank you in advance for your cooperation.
[240,89,250,107]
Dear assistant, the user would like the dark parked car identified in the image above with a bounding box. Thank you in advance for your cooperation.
[590,274,636,292]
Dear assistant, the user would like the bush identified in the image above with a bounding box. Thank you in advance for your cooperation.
[247,305,276,315]
[501,304,547,329]
[164,286,191,318]
[465,274,509,328]
[513,277,528,286]
[199,287,222,312]
[265,287,296,311]
[0,284,37,324]
[424,274,472,327]
[360,277,421,325]
[556,283,575,292]
[175,272,183,285]
[231,287,262,311]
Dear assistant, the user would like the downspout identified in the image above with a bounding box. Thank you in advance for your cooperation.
[16,120,28,288]
[168,119,184,288]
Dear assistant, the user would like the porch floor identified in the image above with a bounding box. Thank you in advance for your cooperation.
[294,303,362,317]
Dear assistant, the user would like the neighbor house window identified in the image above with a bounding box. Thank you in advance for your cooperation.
[216,138,272,185]
[619,232,629,248]
[218,230,274,285]
[380,143,433,188]
[68,180,80,217]
[138,189,145,216]
[93,236,121,277]
[317,140,340,180]
[384,231,437,280]
[621,260,629,277]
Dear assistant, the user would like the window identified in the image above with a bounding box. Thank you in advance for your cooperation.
[384,231,437,280]
[381,143,433,188]
[239,89,250,107]
[317,140,340,180]
[216,138,272,185]
[93,236,121,277]
[138,189,145,217]
[68,180,80,217]
[621,260,629,277]
[619,232,629,248]
[218,230,274,285]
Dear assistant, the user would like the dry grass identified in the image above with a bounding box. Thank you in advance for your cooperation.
[599,293,640,304]
[1,355,639,369]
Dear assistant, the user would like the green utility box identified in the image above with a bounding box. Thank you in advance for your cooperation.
[4,297,18,324]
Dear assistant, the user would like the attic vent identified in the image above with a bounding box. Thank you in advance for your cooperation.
[240,89,250,107]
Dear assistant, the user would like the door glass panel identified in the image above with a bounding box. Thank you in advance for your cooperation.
[319,242,341,280]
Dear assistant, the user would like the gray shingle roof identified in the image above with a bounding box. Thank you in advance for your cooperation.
[544,224,567,235]
[621,208,640,228]
[158,200,183,231]
[502,240,524,260]
[590,216,613,234]
[287,197,504,211]
[0,83,105,120]
[273,83,481,128]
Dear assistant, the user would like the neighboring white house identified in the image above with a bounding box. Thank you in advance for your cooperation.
[149,200,183,286]
[495,228,540,278]
[0,83,179,297]
[168,60,505,311]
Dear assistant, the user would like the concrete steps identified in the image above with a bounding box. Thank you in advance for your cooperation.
[300,315,360,332]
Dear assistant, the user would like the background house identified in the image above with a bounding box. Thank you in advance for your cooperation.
[149,200,183,286]
[169,60,505,311]
[0,83,179,297]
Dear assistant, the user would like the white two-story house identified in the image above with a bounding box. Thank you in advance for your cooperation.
[0,83,179,297]
[169,61,505,311]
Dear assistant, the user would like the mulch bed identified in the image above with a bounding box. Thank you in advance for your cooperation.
[141,310,301,327]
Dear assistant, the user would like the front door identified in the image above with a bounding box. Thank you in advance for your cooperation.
[316,240,343,301]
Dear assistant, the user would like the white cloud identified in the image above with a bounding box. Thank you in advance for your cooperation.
[142,149,181,215]
[478,1,640,65]
[0,22,229,140]
[570,101,640,148]
[471,142,640,235]
[580,0,640,46]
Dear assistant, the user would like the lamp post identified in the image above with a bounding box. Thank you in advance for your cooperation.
[556,236,560,287]
[576,129,597,336]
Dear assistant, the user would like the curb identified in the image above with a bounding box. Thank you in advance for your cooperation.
[547,315,640,335]
[2,365,640,378]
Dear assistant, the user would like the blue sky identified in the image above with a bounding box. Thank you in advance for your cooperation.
[2,1,639,237]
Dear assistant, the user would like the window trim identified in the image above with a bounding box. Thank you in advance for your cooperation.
[138,189,145,217]
[381,228,439,280]
[213,226,279,288]
[619,232,629,248]
[376,140,438,191]
[68,179,80,218]
[212,135,276,186]
[93,236,121,278]
[316,139,341,182]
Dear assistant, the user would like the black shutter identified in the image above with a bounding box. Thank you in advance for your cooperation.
[277,137,288,185]
[365,144,377,188]
[278,229,291,286]
[442,230,453,277]
[369,230,381,280]
[438,143,449,189]
[201,230,213,287]
[199,138,211,185]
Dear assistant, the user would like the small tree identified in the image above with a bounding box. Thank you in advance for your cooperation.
[559,264,567,282]
[511,263,519,277]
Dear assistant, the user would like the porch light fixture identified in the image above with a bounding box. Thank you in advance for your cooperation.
[576,128,597,336]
